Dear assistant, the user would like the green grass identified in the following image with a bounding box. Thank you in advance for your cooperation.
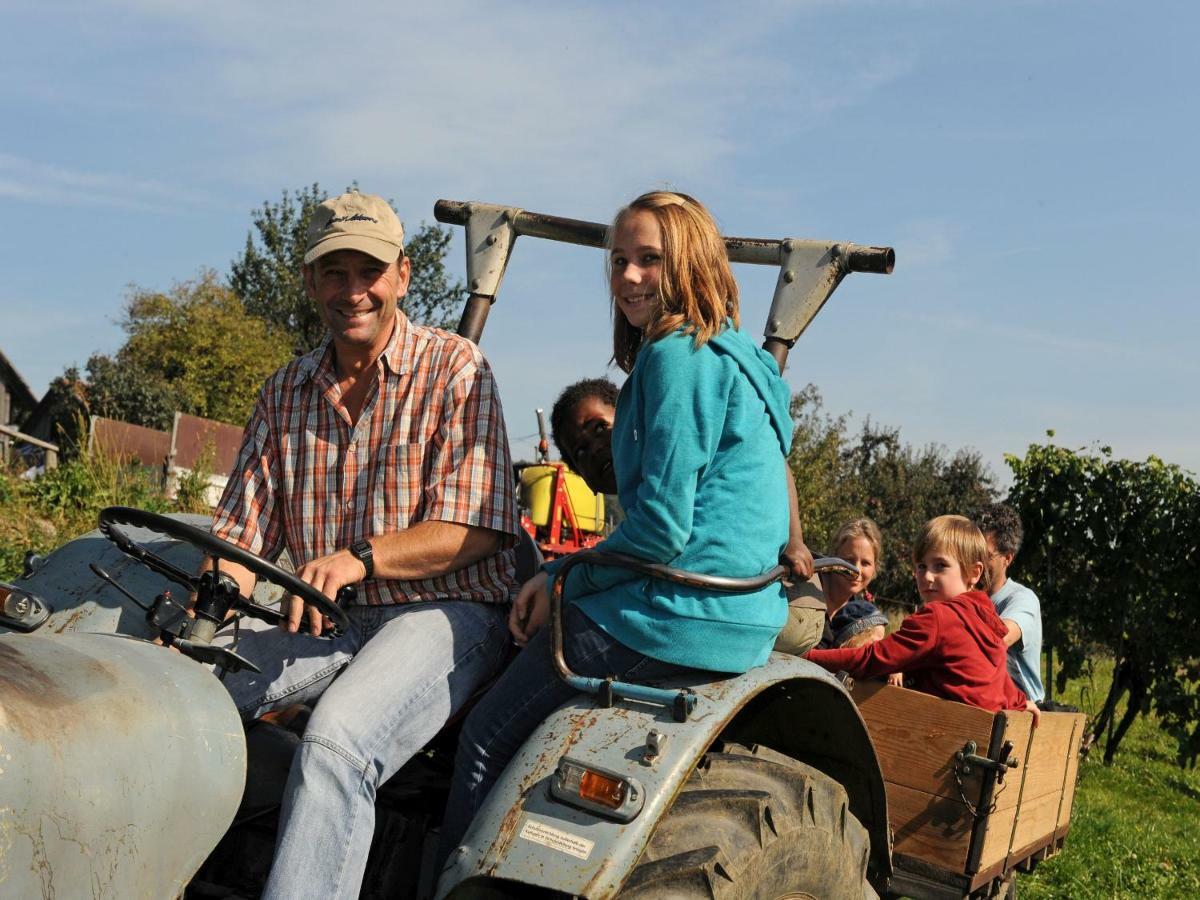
[0,455,211,582]
[1020,659,1200,898]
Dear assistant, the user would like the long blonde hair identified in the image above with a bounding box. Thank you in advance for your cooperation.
[609,191,739,373]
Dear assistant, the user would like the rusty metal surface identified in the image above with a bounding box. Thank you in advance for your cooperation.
[171,413,244,476]
[0,631,245,898]
[457,293,495,345]
[437,655,885,899]
[89,415,171,467]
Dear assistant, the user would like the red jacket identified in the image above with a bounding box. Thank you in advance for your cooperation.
[805,590,1030,712]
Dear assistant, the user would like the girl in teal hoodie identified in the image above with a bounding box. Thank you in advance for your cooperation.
[438,192,793,864]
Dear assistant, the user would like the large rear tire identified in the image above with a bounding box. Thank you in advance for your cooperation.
[618,742,874,900]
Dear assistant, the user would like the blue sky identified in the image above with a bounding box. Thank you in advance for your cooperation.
[2,0,1197,480]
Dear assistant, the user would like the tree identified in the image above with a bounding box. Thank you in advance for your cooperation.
[786,385,997,605]
[85,351,181,431]
[87,270,293,428]
[230,184,464,351]
[786,384,860,552]
[1007,438,1200,765]
[30,367,90,457]
[848,423,996,603]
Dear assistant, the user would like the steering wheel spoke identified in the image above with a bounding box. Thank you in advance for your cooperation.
[229,596,286,627]
[172,637,263,674]
[97,506,350,637]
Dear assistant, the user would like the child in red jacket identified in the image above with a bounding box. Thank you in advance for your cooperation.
[806,515,1037,718]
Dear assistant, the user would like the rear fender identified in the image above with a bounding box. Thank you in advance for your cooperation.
[439,654,890,898]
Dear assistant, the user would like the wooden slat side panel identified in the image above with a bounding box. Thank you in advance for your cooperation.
[1009,792,1066,859]
[974,802,1021,874]
[885,782,973,874]
[1057,718,1084,828]
[1019,712,1082,799]
[851,681,993,797]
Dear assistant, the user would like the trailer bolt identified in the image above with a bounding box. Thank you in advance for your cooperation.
[782,239,793,253]
[486,234,498,246]
[768,319,782,332]
[643,729,668,764]
[783,270,795,284]
[470,278,480,291]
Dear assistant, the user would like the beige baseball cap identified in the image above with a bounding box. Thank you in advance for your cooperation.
[304,190,405,265]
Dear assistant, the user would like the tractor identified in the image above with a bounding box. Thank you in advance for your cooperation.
[0,199,1083,899]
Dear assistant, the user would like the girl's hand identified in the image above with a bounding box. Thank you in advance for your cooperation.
[887,672,904,687]
[781,536,815,582]
[510,572,551,646]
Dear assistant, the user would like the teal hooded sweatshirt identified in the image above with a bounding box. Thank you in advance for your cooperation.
[543,323,792,674]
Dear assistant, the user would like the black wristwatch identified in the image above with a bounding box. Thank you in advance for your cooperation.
[349,538,374,580]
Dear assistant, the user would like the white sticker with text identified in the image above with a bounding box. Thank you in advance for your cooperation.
[518,819,595,860]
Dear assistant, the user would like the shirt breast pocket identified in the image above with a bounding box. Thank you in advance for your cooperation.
[373,441,428,532]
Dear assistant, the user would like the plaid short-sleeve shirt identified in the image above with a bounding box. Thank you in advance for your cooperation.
[211,315,519,605]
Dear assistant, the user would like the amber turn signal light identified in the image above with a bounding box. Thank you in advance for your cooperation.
[551,758,644,822]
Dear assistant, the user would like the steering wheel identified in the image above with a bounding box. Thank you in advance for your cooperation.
[97,505,350,634]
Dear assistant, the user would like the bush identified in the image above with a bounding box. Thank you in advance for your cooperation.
[788,384,996,605]
[0,454,196,583]
[1007,437,1200,765]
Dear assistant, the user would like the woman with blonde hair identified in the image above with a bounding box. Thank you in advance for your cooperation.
[438,191,795,861]
[821,517,883,618]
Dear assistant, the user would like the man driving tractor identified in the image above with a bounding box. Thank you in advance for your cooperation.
[199,189,521,900]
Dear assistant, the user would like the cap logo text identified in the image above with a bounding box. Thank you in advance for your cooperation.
[328,213,379,226]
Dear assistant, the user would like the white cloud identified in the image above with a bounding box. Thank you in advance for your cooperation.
[893,308,1153,361]
[0,154,215,213]
[70,0,912,208]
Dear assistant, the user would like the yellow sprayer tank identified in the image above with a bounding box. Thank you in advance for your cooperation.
[520,465,605,533]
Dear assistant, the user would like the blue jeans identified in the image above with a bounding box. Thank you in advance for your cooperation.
[436,604,699,876]
[218,600,510,900]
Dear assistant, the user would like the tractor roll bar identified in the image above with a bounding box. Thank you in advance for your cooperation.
[434,199,894,369]
[434,200,894,273]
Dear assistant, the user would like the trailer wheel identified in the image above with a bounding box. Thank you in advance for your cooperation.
[618,742,874,900]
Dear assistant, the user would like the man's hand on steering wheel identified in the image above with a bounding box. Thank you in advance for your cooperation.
[290,549,368,636]
[97,506,351,637]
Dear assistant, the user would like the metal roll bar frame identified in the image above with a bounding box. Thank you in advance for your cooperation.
[548,552,858,721]
[435,199,894,372]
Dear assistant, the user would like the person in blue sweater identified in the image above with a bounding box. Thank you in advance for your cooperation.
[436,191,795,867]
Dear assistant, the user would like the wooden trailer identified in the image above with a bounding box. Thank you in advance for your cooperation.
[850,681,1085,899]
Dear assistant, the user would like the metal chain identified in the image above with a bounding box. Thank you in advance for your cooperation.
[954,760,1007,819]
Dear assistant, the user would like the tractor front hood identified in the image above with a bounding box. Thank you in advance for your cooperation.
[0,631,246,897]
